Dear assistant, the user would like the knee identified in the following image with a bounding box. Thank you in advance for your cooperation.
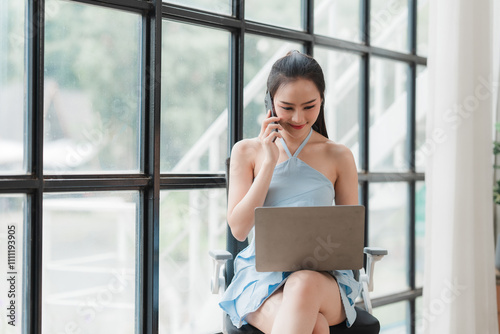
[283,270,327,299]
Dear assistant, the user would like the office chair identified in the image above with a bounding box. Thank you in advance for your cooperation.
[210,159,388,334]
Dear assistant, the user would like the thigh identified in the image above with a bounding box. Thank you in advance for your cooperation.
[316,272,346,326]
[284,270,345,326]
[245,286,284,333]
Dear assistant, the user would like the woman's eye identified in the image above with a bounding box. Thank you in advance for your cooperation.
[280,106,293,111]
[304,105,315,110]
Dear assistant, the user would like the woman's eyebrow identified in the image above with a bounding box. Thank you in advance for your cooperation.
[278,98,317,106]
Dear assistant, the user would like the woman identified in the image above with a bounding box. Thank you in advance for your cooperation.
[219,50,361,334]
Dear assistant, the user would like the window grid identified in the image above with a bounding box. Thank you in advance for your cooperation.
[0,0,427,333]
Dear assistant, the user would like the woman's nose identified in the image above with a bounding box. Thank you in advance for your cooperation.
[292,111,304,123]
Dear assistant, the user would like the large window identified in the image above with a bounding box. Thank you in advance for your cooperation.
[0,0,427,333]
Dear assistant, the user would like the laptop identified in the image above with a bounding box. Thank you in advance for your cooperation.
[254,205,365,272]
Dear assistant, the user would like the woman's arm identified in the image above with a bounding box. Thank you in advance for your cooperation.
[227,110,283,241]
[332,146,359,206]
[226,141,275,241]
[226,111,282,241]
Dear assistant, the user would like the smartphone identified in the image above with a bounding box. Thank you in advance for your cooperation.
[265,91,279,142]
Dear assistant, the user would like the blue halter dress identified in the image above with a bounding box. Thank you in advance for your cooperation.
[219,129,361,328]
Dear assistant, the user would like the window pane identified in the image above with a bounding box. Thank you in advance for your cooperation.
[415,181,425,287]
[159,189,227,333]
[371,0,408,53]
[42,191,138,333]
[163,0,231,15]
[314,47,361,170]
[243,35,302,139]
[417,0,429,56]
[415,65,428,172]
[369,182,409,296]
[415,296,424,333]
[0,194,25,332]
[0,0,26,174]
[44,1,141,174]
[161,21,229,173]
[245,0,302,31]
[369,58,408,171]
[373,301,408,333]
[315,0,361,42]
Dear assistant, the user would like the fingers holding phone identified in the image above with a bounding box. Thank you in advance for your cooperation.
[265,109,282,141]
[264,92,281,143]
[260,109,282,143]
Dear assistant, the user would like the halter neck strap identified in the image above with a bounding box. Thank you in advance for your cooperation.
[279,128,313,158]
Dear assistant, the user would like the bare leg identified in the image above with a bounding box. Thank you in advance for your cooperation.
[245,287,283,333]
[271,271,345,333]
[312,313,330,334]
[246,270,346,334]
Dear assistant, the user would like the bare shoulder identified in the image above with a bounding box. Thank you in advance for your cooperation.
[230,138,261,170]
[319,138,357,174]
[320,139,358,204]
[231,138,260,158]
[309,132,354,163]
[304,133,356,184]
[324,140,355,162]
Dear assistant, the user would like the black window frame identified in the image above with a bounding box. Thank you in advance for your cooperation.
[0,0,426,333]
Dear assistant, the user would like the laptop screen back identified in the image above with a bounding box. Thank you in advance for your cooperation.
[254,205,365,272]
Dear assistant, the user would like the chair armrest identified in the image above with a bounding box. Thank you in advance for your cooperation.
[359,247,388,314]
[209,249,233,261]
[209,250,233,294]
[364,247,388,256]
[362,247,388,292]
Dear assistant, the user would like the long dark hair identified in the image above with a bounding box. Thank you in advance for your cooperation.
[267,50,328,138]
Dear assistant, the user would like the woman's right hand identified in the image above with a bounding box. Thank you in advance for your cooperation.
[258,109,283,165]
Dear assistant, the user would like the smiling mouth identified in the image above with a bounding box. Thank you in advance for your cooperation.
[290,124,306,130]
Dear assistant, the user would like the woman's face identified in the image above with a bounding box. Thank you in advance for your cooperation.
[273,78,322,138]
